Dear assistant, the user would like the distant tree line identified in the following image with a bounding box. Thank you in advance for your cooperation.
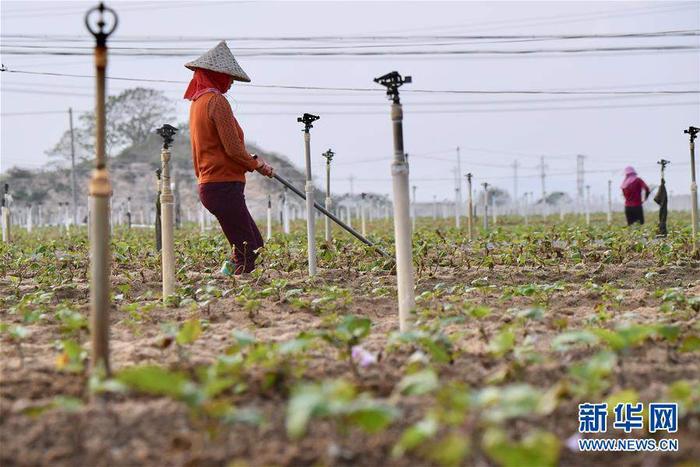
[47,87,176,164]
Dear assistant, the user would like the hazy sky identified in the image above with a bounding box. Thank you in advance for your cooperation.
[1,0,699,203]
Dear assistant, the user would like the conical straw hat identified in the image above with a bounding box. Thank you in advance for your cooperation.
[185,41,251,83]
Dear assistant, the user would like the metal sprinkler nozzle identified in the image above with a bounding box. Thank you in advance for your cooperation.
[322,149,335,162]
[374,71,412,104]
[156,124,178,149]
[685,126,699,142]
[297,113,320,132]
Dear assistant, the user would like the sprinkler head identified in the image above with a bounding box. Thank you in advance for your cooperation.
[156,124,178,149]
[297,113,320,132]
[685,126,699,142]
[374,71,411,104]
[322,149,335,162]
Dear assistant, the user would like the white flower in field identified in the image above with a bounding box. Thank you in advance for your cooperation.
[565,432,582,452]
[351,345,377,368]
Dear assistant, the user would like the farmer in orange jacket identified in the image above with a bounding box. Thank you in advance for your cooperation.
[184,41,273,275]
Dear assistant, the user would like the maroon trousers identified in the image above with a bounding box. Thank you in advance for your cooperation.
[198,181,263,273]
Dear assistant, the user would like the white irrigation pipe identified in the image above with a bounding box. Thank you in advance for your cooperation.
[375,71,415,332]
[1,184,11,243]
[361,193,367,236]
[298,113,319,277]
[322,149,334,242]
[157,125,177,302]
[282,188,290,234]
[607,179,613,225]
[585,185,591,226]
[482,182,489,230]
[466,173,474,240]
[455,146,462,229]
[686,126,699,252]
[266,193,273,240]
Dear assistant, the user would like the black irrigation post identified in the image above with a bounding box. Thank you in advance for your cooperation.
[656,159,670,237]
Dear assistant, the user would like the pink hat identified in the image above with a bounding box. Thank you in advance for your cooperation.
[624,166,636,176]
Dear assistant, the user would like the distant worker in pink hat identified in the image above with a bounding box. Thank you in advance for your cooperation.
[621,166,650,226]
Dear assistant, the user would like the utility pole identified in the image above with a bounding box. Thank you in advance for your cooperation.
[68,107,78,225]
[684,126,699,252]
[157,124,177,302]
[85,1,117,377]
[466,173,474,240]
[375,70,415,331]
[455,146,462,228]
[322,149,334,242]
[482,182,489,230]
[297,113,320,277]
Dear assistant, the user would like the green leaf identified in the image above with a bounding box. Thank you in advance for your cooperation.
[392,416,438,457]
[427,433,470,467]
[345,402,397,433]
[176,319,202,346]
[397,369,439,396]
[117,365,190,399]
[488,326,515,357]
[482,428,560,467]
[335,315,371,344]
[679,335,700,352]
[467,306,491,319]
[231,330,256,347]
[286,386,327,439]
[551,330,598,352]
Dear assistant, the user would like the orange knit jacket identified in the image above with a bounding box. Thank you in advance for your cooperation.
[189,92,259,184]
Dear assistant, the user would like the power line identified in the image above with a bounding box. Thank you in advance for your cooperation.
[2,29,697,43]
[2,45,698,57]
[2,68,698,95]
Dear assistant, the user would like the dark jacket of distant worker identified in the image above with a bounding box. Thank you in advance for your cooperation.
[621,166,650,226]
[185,41,273,275]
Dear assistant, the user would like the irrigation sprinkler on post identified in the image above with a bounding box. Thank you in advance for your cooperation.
[656,159,671,237]
[126,196,132,229]
[482,182,489,230]
[411,185,417,231]
[282,187,290,234]
[585,185,591,226]
[361,193,367,236]
[85,1,117,376]
[297,113,320,276]
[26,204,33,233]
[684,126,699,252]
[466,173,474,240]
[156,124,178,302]
[455,146,462,228]
[375,70,415,331]
[266,193,273,240]
[607,180,613,225]
[322,149,334,242]
[1,184,10,243]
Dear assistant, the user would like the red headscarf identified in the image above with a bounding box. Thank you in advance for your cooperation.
[184,68,233,101]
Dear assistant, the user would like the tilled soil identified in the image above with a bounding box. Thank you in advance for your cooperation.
[1,261,699,467]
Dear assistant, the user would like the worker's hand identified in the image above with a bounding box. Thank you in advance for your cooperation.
[255,157,274,178]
